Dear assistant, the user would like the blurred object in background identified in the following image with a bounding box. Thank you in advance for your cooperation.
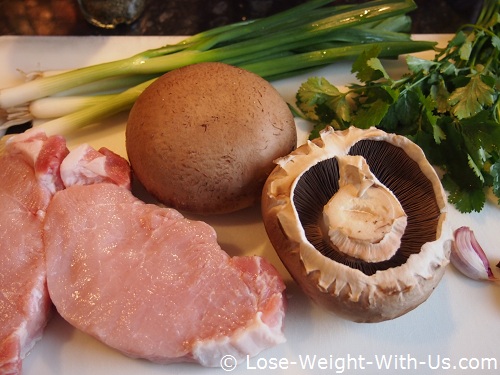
[0,0,486,35]
[77,0,146,29]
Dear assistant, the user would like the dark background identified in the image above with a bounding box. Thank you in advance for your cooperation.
[0,0,484,36]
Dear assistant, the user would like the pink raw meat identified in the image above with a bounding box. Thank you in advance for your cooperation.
[44,181,286,367]
[0,129,68,374]
[60,143,131,190]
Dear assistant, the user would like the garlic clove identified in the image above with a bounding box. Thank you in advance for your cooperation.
[450,226,497,281]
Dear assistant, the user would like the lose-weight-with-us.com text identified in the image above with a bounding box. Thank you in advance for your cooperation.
[220,353,498,372]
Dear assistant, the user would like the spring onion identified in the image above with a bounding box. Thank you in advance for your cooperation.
[0,0,436,135]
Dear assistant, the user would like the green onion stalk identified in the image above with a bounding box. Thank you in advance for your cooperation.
[0,0,436,135]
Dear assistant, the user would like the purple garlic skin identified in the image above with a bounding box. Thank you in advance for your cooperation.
[450,226,497,281]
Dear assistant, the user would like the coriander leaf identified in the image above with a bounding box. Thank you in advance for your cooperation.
[416,89,436,125]
[352,99,390,129]
[438,123,485,195]
[410,129,442,164]
[296,77,342,122]
[442,174,486,213]
[313,102,341,127]
[430,76,450,113]
[467,153,485,183]
[458,32,476,61]
[352,46,387,82]
[415,88,446,143]
[448,30,467,49]
[432,119,446,145]
[377,86,402,132]
[295,77,353,133]
[439,61,458,76]
[394,88,421,129]
[366,57,390,80]
[332,95,351,124]
[310,97,350,130]
[296,77,341,107]
[378,102,399,131]
[406,55,435,74]
[492,34,500,50]
[453,187,486,213]
[460,113,500,158]
[448,74,495,119]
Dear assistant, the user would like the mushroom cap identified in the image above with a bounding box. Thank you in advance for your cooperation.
[261,126,452,322]
[126,62,297,215]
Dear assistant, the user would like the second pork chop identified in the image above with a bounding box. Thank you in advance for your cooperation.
[0,130,68,374]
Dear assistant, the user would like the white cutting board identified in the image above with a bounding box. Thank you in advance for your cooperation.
[0,34,499,375]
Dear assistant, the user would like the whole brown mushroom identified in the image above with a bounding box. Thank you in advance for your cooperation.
[262,126,452,322]
[126,62,297,215]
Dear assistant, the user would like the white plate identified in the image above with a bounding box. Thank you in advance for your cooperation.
[1,35,499,375]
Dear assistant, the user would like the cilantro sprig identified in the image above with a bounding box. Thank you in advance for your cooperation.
[293,0,500,213]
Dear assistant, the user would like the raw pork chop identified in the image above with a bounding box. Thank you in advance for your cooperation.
[0,129,68,374]
[44,148,286,367]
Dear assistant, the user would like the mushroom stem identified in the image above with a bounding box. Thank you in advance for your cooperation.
[323,155,407,262]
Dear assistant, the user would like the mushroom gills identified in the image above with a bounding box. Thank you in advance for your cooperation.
[293,139,443,276]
